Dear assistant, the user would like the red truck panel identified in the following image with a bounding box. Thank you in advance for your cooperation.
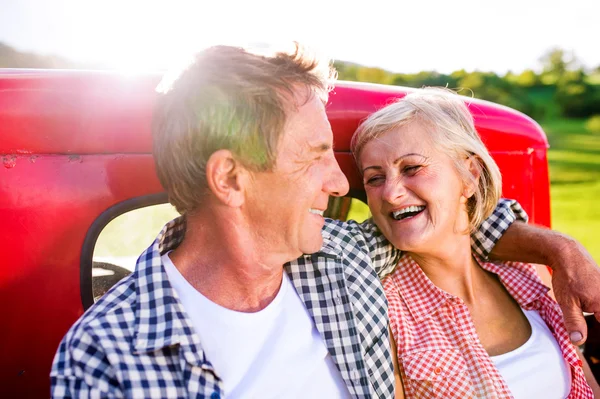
[0,70,550,397]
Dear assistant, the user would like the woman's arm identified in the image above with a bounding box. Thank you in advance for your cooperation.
[389,330,406,399]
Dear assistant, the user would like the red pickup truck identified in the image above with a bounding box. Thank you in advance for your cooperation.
[2,69,591,397]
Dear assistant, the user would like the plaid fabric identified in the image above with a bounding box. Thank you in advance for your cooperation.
[384,255,594,399]
[51,199,522,398]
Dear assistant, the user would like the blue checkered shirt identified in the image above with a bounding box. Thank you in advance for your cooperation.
[51,199,525,398]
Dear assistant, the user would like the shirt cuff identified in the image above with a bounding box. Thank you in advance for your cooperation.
[471,198,529,259]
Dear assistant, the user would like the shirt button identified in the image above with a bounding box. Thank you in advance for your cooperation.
[434,367,442,375]
[334,294,342,305]
[210,392,220,399]
[350,370,361,380]
[577,360,584,367]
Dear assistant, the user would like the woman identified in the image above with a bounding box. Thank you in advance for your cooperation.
[351,88,599,398]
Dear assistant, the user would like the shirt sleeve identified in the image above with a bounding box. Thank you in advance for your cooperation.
[353,218,402,279]
[470,198,529,259]
[343,198,528,278]
[50,328,121,398]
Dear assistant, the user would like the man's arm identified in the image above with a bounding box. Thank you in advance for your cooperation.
[51,329,120,398]
[347,199,522,279]
[490,221,600,346]
[470,199,528,259]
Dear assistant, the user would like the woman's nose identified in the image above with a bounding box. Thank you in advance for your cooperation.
[382,178,406,204]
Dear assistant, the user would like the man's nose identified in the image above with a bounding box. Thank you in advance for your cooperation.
[326,156,350,197]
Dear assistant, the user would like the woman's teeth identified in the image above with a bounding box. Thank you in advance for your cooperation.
[392,206,426,220]
[309,209,324,216]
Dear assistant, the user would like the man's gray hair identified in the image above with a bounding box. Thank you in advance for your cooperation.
[152,43,336,214]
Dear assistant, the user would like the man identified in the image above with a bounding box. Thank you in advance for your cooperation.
[51,44,600,398]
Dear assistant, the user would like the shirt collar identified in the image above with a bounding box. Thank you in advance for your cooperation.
[131,216,343,353]
[131,216,209,367]
[389,254,550,323]
[477,258,550,307]
[389,255,450,323]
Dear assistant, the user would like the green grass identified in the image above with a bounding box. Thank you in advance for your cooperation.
[586,72,600,85]
[543,118,600,262]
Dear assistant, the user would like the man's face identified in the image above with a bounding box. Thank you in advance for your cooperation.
[245,92,349,259]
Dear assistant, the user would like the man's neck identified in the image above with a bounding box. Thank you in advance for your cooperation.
[168,211,289,313]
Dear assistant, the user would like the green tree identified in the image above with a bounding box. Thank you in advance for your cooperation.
[516,69,539,87]
[539,47,579,85]
[450,69,468,82]
[390,73,408,86]
[333,61,359,81]
[555,69,600,118]
[356,67,393,84]
[504,71,518,84]
[541,48,570,75]
[404,71,458,88]
[456,71,542,119]
[0,41,94,69]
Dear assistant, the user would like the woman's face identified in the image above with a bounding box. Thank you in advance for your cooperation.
[359,122,471,253]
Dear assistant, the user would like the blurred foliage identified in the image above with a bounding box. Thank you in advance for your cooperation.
[335,47,599,121]
[2,41,599,121]
[539,48,578,84]
[0,42,100,69]
[555,69,600,118]
[586,115,600,134]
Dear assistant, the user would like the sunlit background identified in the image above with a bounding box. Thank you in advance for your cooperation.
[1,0,599,73]
[2,0,600,263]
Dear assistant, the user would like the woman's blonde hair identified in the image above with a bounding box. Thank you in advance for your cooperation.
[351,88,501,232]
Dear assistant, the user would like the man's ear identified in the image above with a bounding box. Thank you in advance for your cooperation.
[205,149,246,207]
[462,155,482,199]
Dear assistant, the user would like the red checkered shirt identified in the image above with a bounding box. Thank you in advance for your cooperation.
[383,255,593,399]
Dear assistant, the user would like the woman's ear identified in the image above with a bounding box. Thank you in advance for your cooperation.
[205,149,246,207]
[462,154,481,200]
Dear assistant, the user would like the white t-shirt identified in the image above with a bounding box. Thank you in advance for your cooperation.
[162,253,352,399]
[491,309,572,399]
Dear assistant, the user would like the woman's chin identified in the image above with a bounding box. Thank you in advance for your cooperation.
[389,235,426,253]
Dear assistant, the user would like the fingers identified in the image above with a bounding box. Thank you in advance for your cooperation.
[562,305,588,346]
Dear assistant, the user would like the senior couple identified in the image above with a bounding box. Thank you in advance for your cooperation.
[51,45,600,398]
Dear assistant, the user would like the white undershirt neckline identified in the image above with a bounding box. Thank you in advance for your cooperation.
[490,309,572,399]
[161,252,351,399]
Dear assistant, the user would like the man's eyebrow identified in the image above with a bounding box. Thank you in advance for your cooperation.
[308,142,333,153]
[361,153,426,174]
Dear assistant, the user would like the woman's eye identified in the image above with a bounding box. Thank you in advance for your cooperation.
[403,165,422,174]
[366,176,384,185]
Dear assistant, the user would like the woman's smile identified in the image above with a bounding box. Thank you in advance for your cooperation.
[390,205,427,221]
